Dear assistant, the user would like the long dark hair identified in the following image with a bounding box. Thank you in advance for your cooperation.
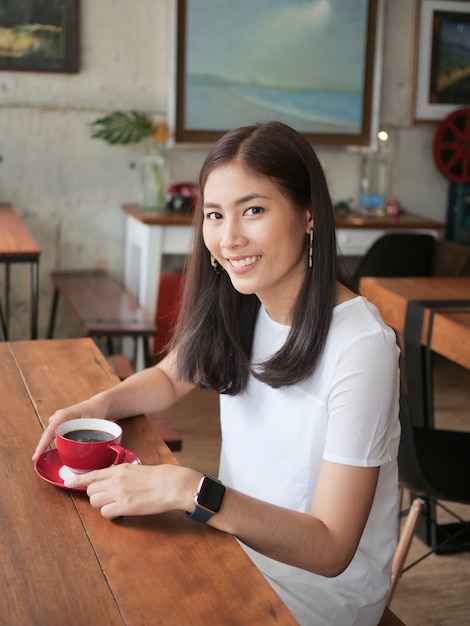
[172,121,341,394]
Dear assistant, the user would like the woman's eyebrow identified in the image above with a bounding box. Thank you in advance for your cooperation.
[203,193,269,209]
[237,193,269,204]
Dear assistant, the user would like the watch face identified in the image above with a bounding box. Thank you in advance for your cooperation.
[198,476,225,512]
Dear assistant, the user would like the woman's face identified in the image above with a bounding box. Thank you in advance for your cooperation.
[202,162,311,325]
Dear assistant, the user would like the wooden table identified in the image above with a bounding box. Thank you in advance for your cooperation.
[360,277,470,371]
[0,338,295,625]
[0,203,41,339]
[122,203,444,337]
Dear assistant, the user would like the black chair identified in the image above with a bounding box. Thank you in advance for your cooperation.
[387,384,470,603]
[0,296,7,340]
[352,233,436,289]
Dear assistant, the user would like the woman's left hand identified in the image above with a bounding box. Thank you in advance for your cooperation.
[64,463,200,520]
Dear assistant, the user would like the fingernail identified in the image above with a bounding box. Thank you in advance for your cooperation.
[63,479,76,488]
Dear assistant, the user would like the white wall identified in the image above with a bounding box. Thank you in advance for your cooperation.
[0,0,449,340]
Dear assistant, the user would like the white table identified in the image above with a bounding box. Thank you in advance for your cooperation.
[123,206,193,318]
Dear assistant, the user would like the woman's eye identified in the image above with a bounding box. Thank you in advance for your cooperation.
[245,206,263,216]
[205,211,222,220]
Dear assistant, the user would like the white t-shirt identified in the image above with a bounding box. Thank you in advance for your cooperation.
[219,296,401,626]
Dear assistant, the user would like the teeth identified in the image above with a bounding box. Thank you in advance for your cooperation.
[231,256,258,268]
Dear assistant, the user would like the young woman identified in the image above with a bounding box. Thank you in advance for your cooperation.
[33,121,400,625]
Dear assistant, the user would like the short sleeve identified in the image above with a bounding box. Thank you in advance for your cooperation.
[323,328,400,466]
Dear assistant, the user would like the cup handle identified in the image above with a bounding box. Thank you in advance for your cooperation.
[108,444,128,465]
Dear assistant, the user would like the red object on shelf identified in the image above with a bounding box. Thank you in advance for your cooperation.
[166,182,199,211]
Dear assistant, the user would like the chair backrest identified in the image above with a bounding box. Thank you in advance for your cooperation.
[353,233,436,288]
[397,384,435,497]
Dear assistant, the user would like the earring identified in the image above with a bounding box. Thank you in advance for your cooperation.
[210,253,222,274]
[308,228,314,269]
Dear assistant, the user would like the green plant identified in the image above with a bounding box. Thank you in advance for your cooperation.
[90,110,158,145]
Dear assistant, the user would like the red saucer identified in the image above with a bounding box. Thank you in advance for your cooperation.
[34,448,141,491]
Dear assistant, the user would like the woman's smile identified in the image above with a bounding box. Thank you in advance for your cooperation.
[226,255,261,270]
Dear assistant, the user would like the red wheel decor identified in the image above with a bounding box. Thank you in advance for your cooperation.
[433,107,470,184]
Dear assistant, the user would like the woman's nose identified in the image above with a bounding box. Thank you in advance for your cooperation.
[220,219,246,249]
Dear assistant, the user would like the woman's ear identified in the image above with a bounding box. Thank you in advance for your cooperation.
[305,209,313,235]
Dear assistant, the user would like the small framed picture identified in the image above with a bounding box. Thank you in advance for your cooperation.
[0,0,79,73]
[414,0,470,122]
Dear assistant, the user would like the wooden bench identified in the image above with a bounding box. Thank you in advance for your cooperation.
[143,411,183,452]
[46,270,183,452]
[106,353,135,380]
[47,270,157,367]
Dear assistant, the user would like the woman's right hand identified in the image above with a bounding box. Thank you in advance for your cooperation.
[32,395,109,461]
[32,354,193,463]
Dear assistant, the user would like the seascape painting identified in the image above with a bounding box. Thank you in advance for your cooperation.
[176,0,376,144]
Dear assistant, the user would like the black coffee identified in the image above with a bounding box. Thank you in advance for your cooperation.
[63,429,114,443]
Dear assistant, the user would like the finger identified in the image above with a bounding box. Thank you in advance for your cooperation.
[63,469,100,490]
[32,426,56,461]
[87,489,120,517]
[63,466,113,490]
[99,502,122,520]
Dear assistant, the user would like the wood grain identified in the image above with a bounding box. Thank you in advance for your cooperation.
[360,277,470,369]
[2,338,296,625]
[50,271,157,338]
[0,342,124,625]
[0,203,41,259]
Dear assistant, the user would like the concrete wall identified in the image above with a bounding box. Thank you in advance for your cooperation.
[0,0,449,340]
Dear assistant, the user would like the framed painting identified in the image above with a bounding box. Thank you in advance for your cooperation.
[175,0,379,145]
[414,0,470,122]
[0,0,79,73]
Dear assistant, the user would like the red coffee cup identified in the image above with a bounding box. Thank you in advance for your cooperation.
[55,418,127,472]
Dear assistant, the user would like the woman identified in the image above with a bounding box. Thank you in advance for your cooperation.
[33,121,400,625]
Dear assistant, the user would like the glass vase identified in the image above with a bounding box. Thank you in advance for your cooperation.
[138,142,169,211]
[358,131,394,215]
[358,150,390,214]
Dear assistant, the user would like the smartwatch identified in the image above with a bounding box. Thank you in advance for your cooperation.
[187,474,226,523]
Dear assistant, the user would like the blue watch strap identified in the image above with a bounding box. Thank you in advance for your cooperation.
[187,506,214,523]
[186,474,225,523]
